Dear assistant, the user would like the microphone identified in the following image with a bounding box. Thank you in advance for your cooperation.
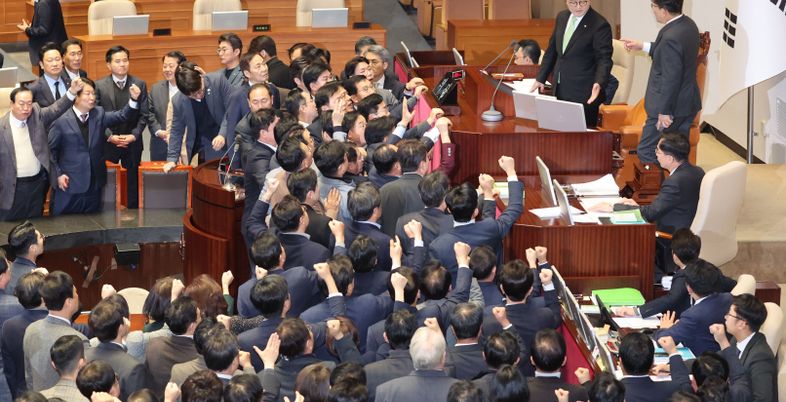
[222,141,241,191]
[480,40,518,74]
[480,49,517,122]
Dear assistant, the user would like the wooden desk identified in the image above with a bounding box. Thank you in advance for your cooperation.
[447,19,555,65]
[76,25,385,86]
[24,0,364,39]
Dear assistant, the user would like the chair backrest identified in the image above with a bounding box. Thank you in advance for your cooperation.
[610,39,635,104]
[88,0,138,36]
[731,274,756,296]
[296,0,346,27]
[693,32,711,125]
[691,161,747,266]
[488,0,531,19]
[138,161,192,209]
[193,0,242,30]
[117,287,150,314]
[440,0,484,26]
[760,302,784,356]
[102,162,125,211]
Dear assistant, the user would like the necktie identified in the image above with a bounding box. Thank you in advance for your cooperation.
[563,16,577,52]
[20,120,26,128]
[116,80,125,89]
[81,113,88,123]
[54,81,61,100]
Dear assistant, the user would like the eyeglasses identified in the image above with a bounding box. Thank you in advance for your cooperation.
[216,47,232,54]
[368,58,383,66]
[725,312,744,321]
[568,0,589,6]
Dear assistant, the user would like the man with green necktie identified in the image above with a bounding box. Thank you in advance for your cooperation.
[532,0,613,127]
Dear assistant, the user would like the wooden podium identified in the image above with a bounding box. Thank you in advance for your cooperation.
[183,160,249,292]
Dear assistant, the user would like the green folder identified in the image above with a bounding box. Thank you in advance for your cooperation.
[592,288,646,306]
[611,209,647,224]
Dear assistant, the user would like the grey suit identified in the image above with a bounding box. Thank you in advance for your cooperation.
[144,335,199,397]
[0,93,74,217]
[146,80,173,161]
[40,379,88,402]
[84,342,148,400]
[23,316,89,391]
[374,369,458,402]
[214,66,245,88]
[27,75,72,108]
[170,356,255,387]
[732,332,778,402]
[379,173,424,237]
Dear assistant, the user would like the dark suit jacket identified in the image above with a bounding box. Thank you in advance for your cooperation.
[381,72,406,101]
[417,266,473,332]
[1,309,47,398]
[620,355,691,402]
[8,258,36,297]
[364,349,413,399]
[24,0,68,65]
[84,342,148,401]
[368,170,397,189]
[301,293,392,353]
[379,173,425,237]
[374,370,459,402]
[527,376,589,402]
[246,199,330,271]
[304,204,334,250]
[267,58,294,89]
[655,292,732,355]
[94,75,148,142]
[0,291,23,400]
[167,71,231,162]
[236,266,322,318]
[718,345,754,402]
[219,82,280,160]
[237,316,283,372]
[637,162,704,232]
[644,15,701,118]
[732,332,778,402]
[345,220,392,272]
[60,69,88,83]
[639,268,737,318]
[27,75,71,108]
[445,343,488,380]
[536,7,613,104]
[146,79,173,161]
[240,139,277,239]
[478,281,505,310]
[48,104,137,214]
[429,180,524,286]
[0,94,72,210]
[353,271,390,297]
[144,335,198,397]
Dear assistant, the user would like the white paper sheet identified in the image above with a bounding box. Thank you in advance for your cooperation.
[571,174,620,196]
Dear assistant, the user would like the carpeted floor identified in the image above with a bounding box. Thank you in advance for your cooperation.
[364,0,431,51]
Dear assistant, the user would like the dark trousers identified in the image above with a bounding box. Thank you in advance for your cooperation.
[637,113,696,164]
[0,172,48,221]
[555,84,602,128]
[52,179,103,216]
[105,141,141,209]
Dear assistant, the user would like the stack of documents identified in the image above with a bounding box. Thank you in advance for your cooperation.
[571,174,620,197]
[504,78,539,93]
[612,316,661,329]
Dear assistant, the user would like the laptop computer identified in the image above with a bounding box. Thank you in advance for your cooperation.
[512,90,539,121]
[0,67,18,87]
[452,48,465,66]
[311,8,349,28]
[535,96,587,131]
[113,15,149,36]
[554,179,574,225]
[535,156,557,206]
[212,10,248,31]
[400,41,420,68]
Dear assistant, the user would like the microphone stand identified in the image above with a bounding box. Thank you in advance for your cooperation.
[222,143,240,191]
[480,50,517,122]
[480,40,517,74]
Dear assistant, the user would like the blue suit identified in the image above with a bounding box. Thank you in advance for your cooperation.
[0,290,23,401]
[301,292,394,353]
[345,221,392,272]
[48,103,138,215]
[218,82,280,161]
[429,180,524,286]
[166,72,231,162]
[236,266,322,318]
[1,309,48,399]
[236,316,282,372]
[655,292,733,355]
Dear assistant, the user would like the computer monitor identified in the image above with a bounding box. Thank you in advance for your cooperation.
[554,179,574,225]
[535,96,587,132]
[311,8,349,28]
[452,48,465,66]
[536,156,557,206]
[512,90,539,120]
[400,41,419,68]
[212,10,248,31]
[0,67,18,87]
[112,15,150,36]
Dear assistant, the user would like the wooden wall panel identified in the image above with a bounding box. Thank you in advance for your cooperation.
[0,0,29,42]
[447,19,555,65]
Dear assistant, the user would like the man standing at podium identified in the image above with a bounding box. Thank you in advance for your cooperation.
[532,0,612,127]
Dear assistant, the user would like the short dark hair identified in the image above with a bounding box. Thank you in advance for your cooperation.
[446,183,479,222]
[163,50,187,64]
[341,111,363,133]
[285,88,308,117]
[483,331,520,369]
[419,171,449,208]
[89,298,125,342]
[385,309,418,350]
[50,334,84,374]
[181,370,223,402]
[249,107,277,136]
[8,220,38,256]
[499,260,534,302]
[175,61,204,96]
[315,141,347,176]
[491,364,529,402]
[321,256,354,296]
[589,372,626,402]
[40,271,75,311]
[218,32,243,52]
[355,94,383,120]
[76,360,115,398]
[289,56,313,84]
[327,381,369,402]
[203,327,239,372]
[343,59,369,83]
[365,116,396,145]
[251,231,283,270]
[419,261,451,301]
[348,182,380,221]
[142,277,173,324]
[295,364,331,402]
[239,52,261,73]
[387,267,419,305]
[658,133,690,162]
[14,391,49,402]
[671,228,701,264]
[224,374,263,402]
[165,295,198,335]
[329,362,366,386]
[277,318,311,358]
[127,388,158,402]
[61,38,82,56]
[15,271,46,309]
[354,36,377,54]
[732,293,768,332]
[10,87,33,103]
[448,380,484,402]
[250,274,289,319]
[0,249,8,276]
[77,77,96,97]
[194,316,221,355]
[271,195,305,232]
[372,144,398,174]
[104,45,130,63]
[516,39,541,64]
[303,62,331,92]
[450,303,483,339]
[347,235,377,273]
[38,42,61,65]
[276,136,308,172]
[684,259,721,297]
[289,43,314,60]
[691,352,729,387]
[532,329,566,372]
[652,0,683,14]
[469,245,496,280]
[315,81,342,111]
[249,35,277,56]
[397,140,428,173]
[619,332,654,375]
[287,169,318,203]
